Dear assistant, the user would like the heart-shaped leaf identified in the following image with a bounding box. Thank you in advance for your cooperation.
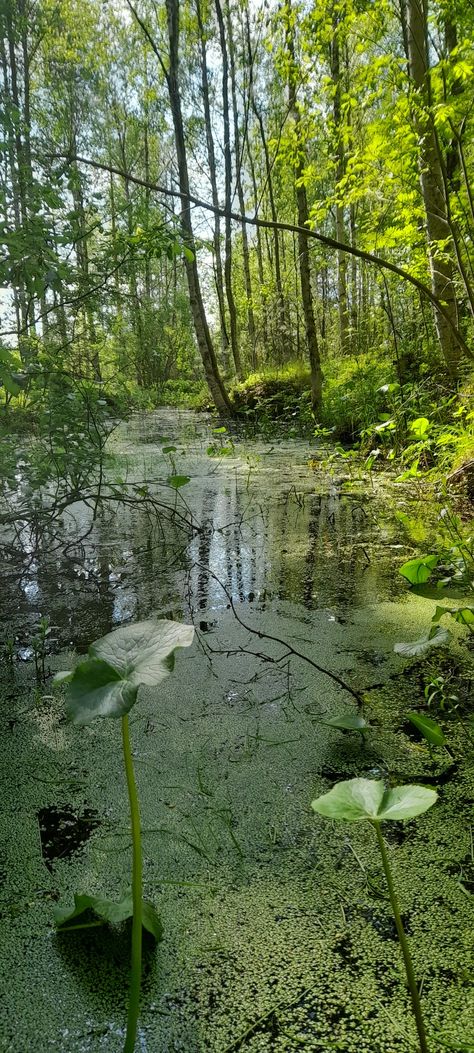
[394,624,450,657]
[321,713,369,733]
[399,554,439,584]
[59,619,194,723]
[407,712,446,746]
[54,892,163,941]
[66,658,139,723]
[311,778,437,822]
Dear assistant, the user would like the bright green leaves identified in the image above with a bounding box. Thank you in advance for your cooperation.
[311,778,437,823]
[409,417,430,440]
[56,619,195,724]
[407,712,445,746]
[54,892,163,941]
[399,554,439,584]
[433,605,474,628]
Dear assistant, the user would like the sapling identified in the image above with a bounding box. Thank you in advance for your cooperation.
[54,618,194,1053]
[312,778,437,1053]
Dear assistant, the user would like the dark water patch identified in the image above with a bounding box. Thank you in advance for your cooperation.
[38,804,101,871]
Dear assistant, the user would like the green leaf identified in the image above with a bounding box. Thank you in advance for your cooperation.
[321,713,369,732]
[407,712,446,746]
[54,892,163,940]
[450,607,474,627]
[62,619,194,724]
[162,445,177,454]
[212,426,227,434]
[90,620,194,688]
[66,658,138,723]
[409,417,430,439]
[394,625,451,657]
[399,554,439,584]
[167,475,191,489]
[311,778,437,823]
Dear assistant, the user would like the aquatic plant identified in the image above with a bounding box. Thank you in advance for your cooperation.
[54,618,194,1053]
[32,615,51,683]
[312,777,437,1053]
[319,712,370,743]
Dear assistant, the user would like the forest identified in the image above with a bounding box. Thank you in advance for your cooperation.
[1,0,474,1051]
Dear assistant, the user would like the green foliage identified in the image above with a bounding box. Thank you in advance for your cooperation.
[54,892,163,940]
[311,778,437,823]
[57,619,195,724]
[407,712,446,747]
[167,475,191,489]
[396,505,474,662]
[399,554,440,584]
[424,674,460,714]
[55,618,194,1053]
[312,777,436,1053]
[320,713,369,740]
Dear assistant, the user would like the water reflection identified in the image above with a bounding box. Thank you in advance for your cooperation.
[1,408,411,653]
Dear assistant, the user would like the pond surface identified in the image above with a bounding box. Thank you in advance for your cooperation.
[1,409,473,1052]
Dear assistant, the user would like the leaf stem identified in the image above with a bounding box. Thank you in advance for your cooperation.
[373,822,429,1053]
[122,714,143,1053]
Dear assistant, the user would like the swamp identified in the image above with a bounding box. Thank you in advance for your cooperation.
[1,410,474,1051]
[1,0,474,1049]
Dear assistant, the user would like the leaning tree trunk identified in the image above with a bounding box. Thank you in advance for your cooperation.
[404,0,461,379]
[165,0,232,412]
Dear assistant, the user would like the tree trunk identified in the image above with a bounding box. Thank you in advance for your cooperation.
[226,3,257,368]
[195,0,230,361]
[286,4,323,413]
[165,0,232,412]
[214,0,242,378]
[330,11,349,353]
[245,9,288,356]
[403,0,460,378]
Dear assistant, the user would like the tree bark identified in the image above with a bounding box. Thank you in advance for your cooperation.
[226,2,257,367]
[165,0,232,411]
[286,4,323,413]
[195,0,230,361]
[403,0,461,378]
[214,0,242,378]
[330,9,349,353]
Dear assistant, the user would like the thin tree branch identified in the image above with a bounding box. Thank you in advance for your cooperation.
[48,150,474,363]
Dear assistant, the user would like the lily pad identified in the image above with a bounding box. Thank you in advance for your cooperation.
[54,892,163,940]
[311,778,437,822]
[58,619,194,724]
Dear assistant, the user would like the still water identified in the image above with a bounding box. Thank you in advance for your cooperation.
[1,410,472,1053]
